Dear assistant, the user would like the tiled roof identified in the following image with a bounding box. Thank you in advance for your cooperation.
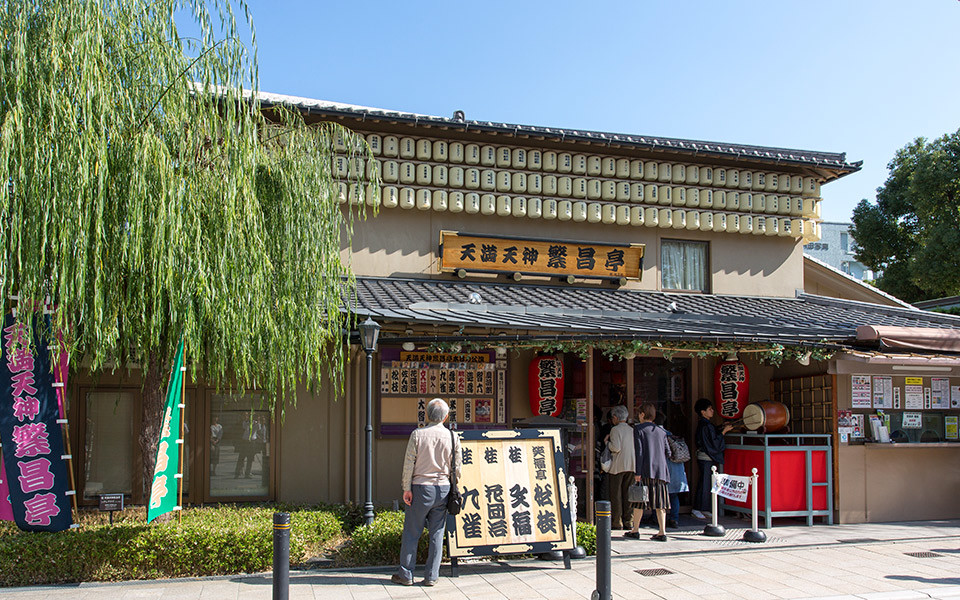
[349,277,960,347]
[255,91,862,174]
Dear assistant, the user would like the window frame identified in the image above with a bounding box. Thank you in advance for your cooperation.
[659,238,711,294]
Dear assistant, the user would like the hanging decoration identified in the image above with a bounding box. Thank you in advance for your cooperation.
[528,355,565,417]
[715,360,749,419]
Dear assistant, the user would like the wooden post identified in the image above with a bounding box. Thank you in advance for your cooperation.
[586,348,595,523]
[625,356,635,424]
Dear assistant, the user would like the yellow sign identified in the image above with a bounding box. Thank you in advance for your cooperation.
[447,429,575,558]
[440,231,643,280]
[905,377,924,385]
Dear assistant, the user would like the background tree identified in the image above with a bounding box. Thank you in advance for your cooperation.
[851,130,960,303]
[0,0,373,496]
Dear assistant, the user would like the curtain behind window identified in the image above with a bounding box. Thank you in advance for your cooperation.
[661,240,707,291]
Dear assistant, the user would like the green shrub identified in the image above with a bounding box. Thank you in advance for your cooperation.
[0,505,346,587]
[334,509,443,567]
[576,521,597,556]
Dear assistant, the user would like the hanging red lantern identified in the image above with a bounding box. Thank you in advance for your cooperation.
[529,355,565,417]
[714,360,749,420]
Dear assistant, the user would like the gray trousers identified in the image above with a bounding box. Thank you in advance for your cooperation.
[397,484,449,582]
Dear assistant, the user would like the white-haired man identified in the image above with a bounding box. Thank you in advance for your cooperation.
[392,398,461,587]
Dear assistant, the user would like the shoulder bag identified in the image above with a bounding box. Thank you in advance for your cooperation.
[667,434,691,463]
[446,428,463,515]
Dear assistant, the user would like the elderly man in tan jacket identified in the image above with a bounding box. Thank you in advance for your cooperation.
[392,398,461,587]
[605,404,636,530]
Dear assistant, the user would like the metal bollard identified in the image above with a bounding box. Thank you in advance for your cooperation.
[273,512,290,600]
[703,466,725,537]
[743,468,766,543]
[592,500,612,600]
[568,476,587,559]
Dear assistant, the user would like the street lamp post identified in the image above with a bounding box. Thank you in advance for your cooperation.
[359,317,381,526]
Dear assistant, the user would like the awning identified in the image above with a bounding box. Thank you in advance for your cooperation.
[856,325,960,353]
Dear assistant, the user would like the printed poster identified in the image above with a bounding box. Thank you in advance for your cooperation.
[851,375,872,408]
[872,376,893,409]
[931,378,950,410]
[447,429,575,558]
[952,386,960,409]
[904,382,924,410]
[945,416,958,441]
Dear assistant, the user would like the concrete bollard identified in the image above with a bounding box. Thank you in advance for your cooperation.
[592,500,612,600]
[273,512,290,600]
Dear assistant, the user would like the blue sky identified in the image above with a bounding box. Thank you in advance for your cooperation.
[243,1,960,223]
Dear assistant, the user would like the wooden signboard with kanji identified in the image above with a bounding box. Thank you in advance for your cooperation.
[446,428,575,558]
[439,231,644,281]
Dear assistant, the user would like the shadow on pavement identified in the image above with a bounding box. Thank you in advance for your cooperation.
[887,575,960,586]
[233,574,392,587]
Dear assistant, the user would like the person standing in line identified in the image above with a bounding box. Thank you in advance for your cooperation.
[604,405,635,530]
[692,397,733,519]
[624,402,672,542]
[393,398,461,587]
[664,431,688,529]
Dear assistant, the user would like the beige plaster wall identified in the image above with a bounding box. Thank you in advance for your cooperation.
[343,207,804,297]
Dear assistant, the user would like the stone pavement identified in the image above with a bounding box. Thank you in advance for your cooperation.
[6,517,960,600]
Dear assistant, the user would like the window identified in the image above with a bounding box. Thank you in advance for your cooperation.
[840,232,849,253]
[207,393,274,500]
[661,240,709,292]
[82,391,136,500]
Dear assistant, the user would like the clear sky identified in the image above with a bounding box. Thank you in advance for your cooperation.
[244,0,960,223]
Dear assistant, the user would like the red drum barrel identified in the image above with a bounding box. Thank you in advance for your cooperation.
[740,400,790,433]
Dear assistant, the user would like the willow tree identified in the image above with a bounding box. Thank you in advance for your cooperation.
[0,0,374,494]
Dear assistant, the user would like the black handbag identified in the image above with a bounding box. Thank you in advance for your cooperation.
[446,428,462,515]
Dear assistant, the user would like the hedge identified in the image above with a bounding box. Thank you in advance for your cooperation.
[0,505,596,587]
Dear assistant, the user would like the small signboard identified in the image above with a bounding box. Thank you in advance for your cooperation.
[99,494,124,512]
[447,428,575,558]
[902,412,923,429]
[439,231,644,281]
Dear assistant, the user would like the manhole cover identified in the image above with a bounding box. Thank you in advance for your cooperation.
[838,538,880,544]
[635,568,674,577]
[905,551,943,558]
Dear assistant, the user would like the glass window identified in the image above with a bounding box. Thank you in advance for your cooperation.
[83,391,135,500]
[661,240,709,292]
[841,232,849,253]
[208,393,272,499]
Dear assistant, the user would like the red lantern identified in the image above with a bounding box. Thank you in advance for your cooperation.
[529,355,565,417]
[714,360,749,419]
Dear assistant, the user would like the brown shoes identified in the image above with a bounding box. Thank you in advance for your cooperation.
[391,574,413,586]
[422,579,437,586]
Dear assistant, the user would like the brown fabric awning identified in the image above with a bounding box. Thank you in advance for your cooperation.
[856,325,960,352]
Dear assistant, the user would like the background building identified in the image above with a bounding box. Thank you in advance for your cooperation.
[804,222,874,281]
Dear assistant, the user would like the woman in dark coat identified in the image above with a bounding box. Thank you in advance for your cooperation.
[624,402,672,542]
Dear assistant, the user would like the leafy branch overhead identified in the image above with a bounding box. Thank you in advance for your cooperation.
[851,129,960,303]
[0,0,378,406]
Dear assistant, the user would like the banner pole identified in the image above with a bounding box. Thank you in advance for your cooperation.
[177,345,186,526]
[51,347,78,521]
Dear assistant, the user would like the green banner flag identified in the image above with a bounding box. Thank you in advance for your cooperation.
[147,341,184,523]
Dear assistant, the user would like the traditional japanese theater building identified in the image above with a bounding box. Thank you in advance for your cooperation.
[67,93,960,525]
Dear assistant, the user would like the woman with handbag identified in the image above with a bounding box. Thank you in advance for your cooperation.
[604,405,635,530]
[624,402,672,542]
[393,398,461,587]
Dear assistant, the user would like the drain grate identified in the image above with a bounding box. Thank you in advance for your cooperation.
[905,551,944,558]
[838,538,880,544]
[635,568,674,577]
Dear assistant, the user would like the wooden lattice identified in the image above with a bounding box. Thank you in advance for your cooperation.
[770,374,834,435]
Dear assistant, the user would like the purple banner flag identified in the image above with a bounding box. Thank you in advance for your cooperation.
[0,316,73,531]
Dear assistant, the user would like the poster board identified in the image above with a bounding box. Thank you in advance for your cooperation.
[378,348,507,437]
[446,429,575,558]
[851,375,872,408]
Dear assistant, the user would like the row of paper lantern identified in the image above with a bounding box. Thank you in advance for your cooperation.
[336,134,822,196]
[340,184,822,242]
[348,162,821,218]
